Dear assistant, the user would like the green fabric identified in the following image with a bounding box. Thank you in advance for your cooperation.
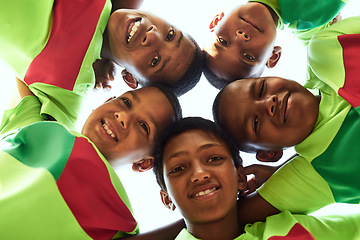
[175,204,360,240]
[0,96,44,135]
[0,0,112,129]
[0,151,91,239]
[279,0,347,30]
[312,108,360,203]
[0,0,53,80]
[258,16,360,214]
[2,121,75,180]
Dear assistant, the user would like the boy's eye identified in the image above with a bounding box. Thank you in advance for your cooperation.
[259,80,265,98]
[169,166,185,175]
[166,28,176,41]
[150,55,160,67]
[208,156,224,163]
[243,53,255,61]
[120,97,131,109]
[139,121,150,135]
[218,37,229,46]
[253,115,259,134]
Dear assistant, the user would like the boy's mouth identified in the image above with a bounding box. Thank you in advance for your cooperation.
[240,17,262,32]
[191,185,220,199]
[282,93,290,124]
[126,18,142,44]
[101,119,118,141]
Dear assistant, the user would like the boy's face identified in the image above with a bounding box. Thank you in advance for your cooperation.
[162,130,243,224]
[82,87,175,165]
[217,77,319,151]
[107,9,196,85]
[204,2,277,81]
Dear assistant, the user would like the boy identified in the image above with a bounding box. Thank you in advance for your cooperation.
[0,79,182,239]
[213,16,360,225]
[153,117,360,240]
[202,0,346,89]
[0,0,202,128]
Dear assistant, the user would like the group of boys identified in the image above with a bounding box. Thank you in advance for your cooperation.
[1,0,360,239]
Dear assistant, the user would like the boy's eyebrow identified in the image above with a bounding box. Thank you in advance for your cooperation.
[167,143,222,161]
[250,79,257,98]
[176,31,183,48]
[128,90,140,102]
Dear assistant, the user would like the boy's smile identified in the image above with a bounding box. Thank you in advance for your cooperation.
[163,130,240,223]
[107,9,196,85]
[217,77,319,151]
[82,87,175,166]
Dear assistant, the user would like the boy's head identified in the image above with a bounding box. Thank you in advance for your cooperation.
[106,9,203,96]
[82,85,182,171]
[203,2,281,89]
[153,117,246,225]
[213,77,319,162]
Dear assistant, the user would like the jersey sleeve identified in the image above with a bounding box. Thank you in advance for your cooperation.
[257,156,336,214]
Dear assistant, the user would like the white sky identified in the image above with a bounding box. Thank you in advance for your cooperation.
[0,0,359,233]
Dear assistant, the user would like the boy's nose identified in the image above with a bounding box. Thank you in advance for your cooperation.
[141,25,160,46]
[114,111,129,129]
[264,95,277,117]
[236,30,250,41]
[190,164,210,183]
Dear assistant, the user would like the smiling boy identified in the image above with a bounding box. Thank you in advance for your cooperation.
[203,0,346,89]
[213,16,360,225]
[0,80,181,239]
[0,0,201,129]
[152,117,360,240]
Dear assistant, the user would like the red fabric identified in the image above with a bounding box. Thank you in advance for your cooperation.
[268,223,315,240]
[24,0,106,91]
[338,34,360,108]
[57,137,137,239]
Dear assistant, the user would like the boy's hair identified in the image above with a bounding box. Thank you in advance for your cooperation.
[203,51,265,90]
[150,84,183,122]
[212,88,256,153]
[153,117,242,192]
[138,34,203,96]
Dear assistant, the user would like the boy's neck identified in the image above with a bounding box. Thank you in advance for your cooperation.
[186,205,242,240]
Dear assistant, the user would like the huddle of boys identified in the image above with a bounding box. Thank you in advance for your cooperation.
[1,0,359,240]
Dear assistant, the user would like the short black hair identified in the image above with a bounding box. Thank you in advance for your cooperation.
[213,87,256,153]
[150,84,182,122]
[153,117,242,192]
[138,34,203,97]
[203,51,265,90]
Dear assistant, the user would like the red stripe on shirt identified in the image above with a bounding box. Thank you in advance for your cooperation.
[57,137,137,239]
[268,223,315,240]
[24,0,106,91]
[338,34,360,108]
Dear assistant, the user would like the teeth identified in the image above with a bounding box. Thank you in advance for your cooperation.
[103,123,116,140]
[127,20,141,43]
[195,188,216,197]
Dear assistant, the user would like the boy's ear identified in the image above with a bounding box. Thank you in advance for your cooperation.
[237,166,247,191]
[256,149,283,162]
[266,46,282,68]
[121,69,138,89]
[209,12,225,32]
[160,190,176,211]
[132,157,154,172]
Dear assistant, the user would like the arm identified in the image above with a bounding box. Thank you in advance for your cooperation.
[118,219,185,240]
[237,192,280,227]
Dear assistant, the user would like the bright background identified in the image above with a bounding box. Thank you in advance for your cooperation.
[0,0,358,233]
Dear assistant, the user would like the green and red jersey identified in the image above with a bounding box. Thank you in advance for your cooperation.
[249,0,347,44]
[0,0,111,129]
[175,204,360,240]
[258,16,360,213]
[0,96,139,239]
